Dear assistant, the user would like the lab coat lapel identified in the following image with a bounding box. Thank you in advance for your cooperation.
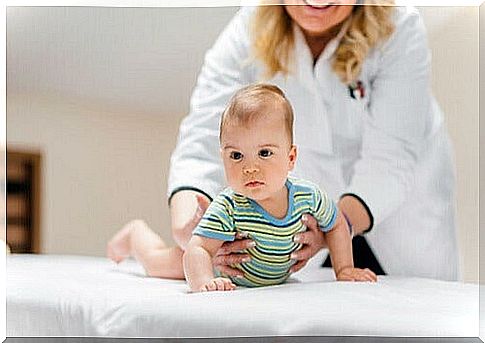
[292,24,316,93]
[291,24,334,155]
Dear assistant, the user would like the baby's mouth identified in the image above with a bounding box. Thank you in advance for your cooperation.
[245,181,265,188]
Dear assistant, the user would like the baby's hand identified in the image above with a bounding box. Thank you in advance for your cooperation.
[199,277,236,292]
[336,267,377,282]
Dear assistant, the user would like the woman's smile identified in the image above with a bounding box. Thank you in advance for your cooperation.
[302,0,335,10]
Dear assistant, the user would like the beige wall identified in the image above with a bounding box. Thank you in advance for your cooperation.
[7,6,480,282]
[419,6,479,283]
[479,3,484,335]
[7,93,181,255]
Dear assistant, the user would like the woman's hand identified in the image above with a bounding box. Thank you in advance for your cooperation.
[289,214,328,274]
[212,232,255,278]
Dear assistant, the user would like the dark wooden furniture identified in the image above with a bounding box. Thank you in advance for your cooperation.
[6,150,41,253]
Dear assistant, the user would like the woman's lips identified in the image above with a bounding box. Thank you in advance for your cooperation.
[302,0,335,9]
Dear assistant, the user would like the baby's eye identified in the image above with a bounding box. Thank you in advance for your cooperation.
[229,151,243,161]
[258,149,273,158]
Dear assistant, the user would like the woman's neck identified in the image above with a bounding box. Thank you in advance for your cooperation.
[302,23,344,62]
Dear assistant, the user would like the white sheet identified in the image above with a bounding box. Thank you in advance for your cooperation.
[7,252,478,337]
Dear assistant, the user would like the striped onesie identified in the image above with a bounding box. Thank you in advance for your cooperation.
[193,177,337,287]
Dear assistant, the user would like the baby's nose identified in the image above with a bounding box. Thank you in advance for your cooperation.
[243,166,259,174]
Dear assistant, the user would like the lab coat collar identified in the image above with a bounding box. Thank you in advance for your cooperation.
[321,19,350,61]
[292,19,350,90]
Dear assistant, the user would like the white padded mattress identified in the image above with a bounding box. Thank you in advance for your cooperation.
[6,252,478,337]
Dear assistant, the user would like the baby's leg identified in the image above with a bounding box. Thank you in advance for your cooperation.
[107,219,185,279]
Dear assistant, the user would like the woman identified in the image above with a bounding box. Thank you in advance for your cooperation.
[110,0,460,281]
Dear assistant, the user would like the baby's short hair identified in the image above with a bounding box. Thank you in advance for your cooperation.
[220,84,294,144]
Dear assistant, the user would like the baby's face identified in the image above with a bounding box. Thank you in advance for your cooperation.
[220,110,296,203]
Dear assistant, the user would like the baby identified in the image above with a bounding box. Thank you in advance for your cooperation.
[108,84,377,292]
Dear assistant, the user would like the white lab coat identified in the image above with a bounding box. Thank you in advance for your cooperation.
[168,6,460,281]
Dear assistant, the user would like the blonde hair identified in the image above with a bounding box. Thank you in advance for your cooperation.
[251,1,395,84]
[220,84,294,144]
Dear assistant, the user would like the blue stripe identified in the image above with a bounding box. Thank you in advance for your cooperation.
[320,202,337,232]
[253,245,295,256]
[249,258,294,272]
[256,237,294,247]
[240,263,288,280]
[235,216,301,229]
[193,228,235,241]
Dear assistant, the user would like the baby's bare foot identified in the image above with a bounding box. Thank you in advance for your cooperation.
[106,243,126,263]
[106,222,136,263]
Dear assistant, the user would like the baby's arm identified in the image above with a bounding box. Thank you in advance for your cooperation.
[325,212,377,282]
[183,235,236,292]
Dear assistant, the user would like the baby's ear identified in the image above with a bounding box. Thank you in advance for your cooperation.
[288,145,297,170]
